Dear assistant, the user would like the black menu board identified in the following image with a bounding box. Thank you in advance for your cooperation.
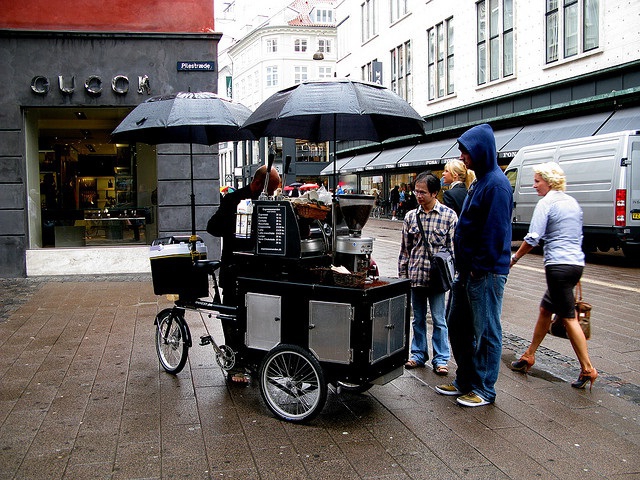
[255,203,287,256]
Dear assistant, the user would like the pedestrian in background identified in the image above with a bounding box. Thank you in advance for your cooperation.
[510,162,597,390]
[442,159,476,216]
[436,123,513,407]
[404,183,418,211]
[390,185,400,220]
[398,185,406,218]
[399,172,457,375]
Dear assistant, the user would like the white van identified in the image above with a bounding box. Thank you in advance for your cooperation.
[504,130,640,259]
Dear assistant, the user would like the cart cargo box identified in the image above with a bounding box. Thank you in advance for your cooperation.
[150,236,208,298]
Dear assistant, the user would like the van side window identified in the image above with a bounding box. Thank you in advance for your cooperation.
[505,169,517,193]
[632,142,640,203]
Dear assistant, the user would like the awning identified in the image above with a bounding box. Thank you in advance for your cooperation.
[493,126,522,151]
[597,105,640,134]
[320,156,353,175]
[364,145,414,170]
[493,126,523,161]
[396,139,457,168]
[339,151,380,173]
[501,112,611,151]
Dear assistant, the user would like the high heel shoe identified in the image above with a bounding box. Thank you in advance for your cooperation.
[571,369,598,391]
[510,353,535,373]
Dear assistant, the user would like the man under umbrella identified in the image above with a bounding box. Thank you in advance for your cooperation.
[206,165,281,381]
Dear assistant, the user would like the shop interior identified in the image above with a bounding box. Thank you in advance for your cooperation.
[28,107,157,248]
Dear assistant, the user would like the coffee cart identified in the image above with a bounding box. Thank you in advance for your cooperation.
[150,195,410,422]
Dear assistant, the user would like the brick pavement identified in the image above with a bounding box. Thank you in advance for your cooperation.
[0,223,639,479]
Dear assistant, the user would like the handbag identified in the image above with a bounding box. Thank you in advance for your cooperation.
[415,209,455,293]
[549,281,592,340]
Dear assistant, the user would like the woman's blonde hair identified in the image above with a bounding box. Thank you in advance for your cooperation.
[533,162,566,191]
[445,159,476,189]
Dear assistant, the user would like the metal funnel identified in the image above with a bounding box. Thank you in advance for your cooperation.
[337,194,375,236]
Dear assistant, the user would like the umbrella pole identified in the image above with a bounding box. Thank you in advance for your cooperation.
[331,113,337,262]
[189,141,197,241]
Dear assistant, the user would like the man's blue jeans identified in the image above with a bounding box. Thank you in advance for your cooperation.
[447,272,507,403]
[410,287,450,367]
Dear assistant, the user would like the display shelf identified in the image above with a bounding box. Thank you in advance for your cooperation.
[78,176,115,209]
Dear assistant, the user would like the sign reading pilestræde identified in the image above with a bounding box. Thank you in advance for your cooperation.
[177,61,215,71]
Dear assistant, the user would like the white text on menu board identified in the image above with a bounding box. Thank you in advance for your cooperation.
[256,205,286,255]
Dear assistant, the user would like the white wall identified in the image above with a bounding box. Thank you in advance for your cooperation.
[335,0,640,118]
[228,25,337,110]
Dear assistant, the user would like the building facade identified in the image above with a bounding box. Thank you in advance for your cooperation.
[331,0,640,202]
[0,1,223,277]
[216,0,338,189]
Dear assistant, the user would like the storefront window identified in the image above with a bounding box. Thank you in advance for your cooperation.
[359,175,384,195]
[295,140,326,162]
[337,174,357,194]
[34,108,153,248]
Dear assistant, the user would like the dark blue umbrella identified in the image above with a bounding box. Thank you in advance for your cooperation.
[242,79,427,250]
[111,91,255,145]
[241,79,426,143]
[112,92,254,236]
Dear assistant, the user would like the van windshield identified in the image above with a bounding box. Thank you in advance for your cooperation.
[505,169,517,193]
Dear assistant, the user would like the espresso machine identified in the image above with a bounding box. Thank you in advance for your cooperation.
[333,194,375,273]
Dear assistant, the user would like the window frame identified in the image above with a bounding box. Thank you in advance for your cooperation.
[318,66,333,79]
[318,38,332,53]
[266,65,279,87]
[476,0,513,86]
[315,8,334,24]
[361,0,378,43]
[427,17,454,101]
[390,40,412,103]
[294,65,308,84]
[362,60,376,83]
[545,0,599,64]
[294,38,308,53]
[266,37,278,54]
[390,0,408,24]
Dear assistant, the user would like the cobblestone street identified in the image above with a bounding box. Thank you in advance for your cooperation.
[1,220,639,478]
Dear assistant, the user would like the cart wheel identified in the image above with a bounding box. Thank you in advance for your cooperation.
[336,381,373,394]
[259,344,327,423]
[155,309,189,374]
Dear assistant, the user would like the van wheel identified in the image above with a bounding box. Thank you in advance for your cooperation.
[622,245,640,260]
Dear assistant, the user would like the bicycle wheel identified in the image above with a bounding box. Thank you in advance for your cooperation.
[259,344,327,423]
[155,309,189,374]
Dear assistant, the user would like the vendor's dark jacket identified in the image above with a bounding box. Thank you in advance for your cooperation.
[455,124,512,277]
[206,185,255,288]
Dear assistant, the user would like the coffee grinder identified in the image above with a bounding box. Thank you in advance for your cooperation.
[334,194,375,273]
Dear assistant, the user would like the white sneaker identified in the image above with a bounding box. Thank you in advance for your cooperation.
[456,392,491,407]
[435,384,462,396]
